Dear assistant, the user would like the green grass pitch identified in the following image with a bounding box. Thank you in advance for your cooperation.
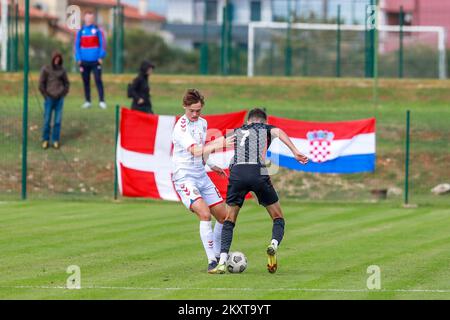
[0,75,449,300]
[0,200,448,299]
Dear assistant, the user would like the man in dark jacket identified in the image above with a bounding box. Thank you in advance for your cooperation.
[129,60,155,114]
[39,52,70,149]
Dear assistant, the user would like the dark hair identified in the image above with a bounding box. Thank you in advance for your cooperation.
[183,89,205,107]
[84,10,94,16]
[248,108,267,122]
[52,51,63,66]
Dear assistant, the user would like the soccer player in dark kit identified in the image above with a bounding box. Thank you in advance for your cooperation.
[210,108,309,274]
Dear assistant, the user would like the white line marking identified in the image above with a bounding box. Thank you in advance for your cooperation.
[1,285,449,294]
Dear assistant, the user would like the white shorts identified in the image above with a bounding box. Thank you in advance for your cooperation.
[174,174,224,211]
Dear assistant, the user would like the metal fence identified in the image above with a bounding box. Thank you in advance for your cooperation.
[0,0,449,205]
[2,73,448,205]
[197,0,448,79]
[1,0,448,78]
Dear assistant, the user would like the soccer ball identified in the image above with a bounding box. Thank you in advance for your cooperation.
[227,251,248,273]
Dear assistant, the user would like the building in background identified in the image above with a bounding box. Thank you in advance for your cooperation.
[16,5,59,36]
[165,0,273,50]
[380,0,450,48]
[16,0,165,42]
[0,2,60,38]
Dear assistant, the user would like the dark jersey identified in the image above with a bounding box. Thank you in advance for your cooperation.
[230,123,276,167]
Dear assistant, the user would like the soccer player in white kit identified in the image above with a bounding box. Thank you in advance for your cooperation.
[172,89,234,273]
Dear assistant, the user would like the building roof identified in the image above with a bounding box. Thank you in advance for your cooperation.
[22,7,59,20]
[69,0,120,8]
[123,4,165,22]
[0,5,58,21]
[69,0,166,22]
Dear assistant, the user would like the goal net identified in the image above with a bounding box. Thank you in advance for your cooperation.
[247,22,447,79]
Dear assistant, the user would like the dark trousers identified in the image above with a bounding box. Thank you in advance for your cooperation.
[80,61,104,102]
[42,97,64,142]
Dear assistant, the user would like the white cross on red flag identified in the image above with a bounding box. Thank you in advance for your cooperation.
[116,108,247,201]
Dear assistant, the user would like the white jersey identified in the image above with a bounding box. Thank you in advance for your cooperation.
[172,115,208,181]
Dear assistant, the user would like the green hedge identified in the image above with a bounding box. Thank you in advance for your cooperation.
[17,30,199,74]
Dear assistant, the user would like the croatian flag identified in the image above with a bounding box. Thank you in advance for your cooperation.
[116,108,246,200]
[267,116,376,174]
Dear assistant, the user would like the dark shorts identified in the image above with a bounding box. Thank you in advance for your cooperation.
[226,164,279,208]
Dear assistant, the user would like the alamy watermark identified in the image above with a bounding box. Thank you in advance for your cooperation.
[366,265,381,290]
[66,265,81,289]
[66,5,81,30]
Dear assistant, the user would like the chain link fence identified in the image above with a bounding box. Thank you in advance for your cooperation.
[0,0,449,205]
[2,75,449,205]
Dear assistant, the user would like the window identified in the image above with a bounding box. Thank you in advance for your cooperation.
[387,11,412,26]
[250,1,262,22]
[206,0,218,22]
[194,0,218,23]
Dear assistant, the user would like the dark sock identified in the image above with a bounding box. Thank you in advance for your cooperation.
[272,218,285,245]
[220,220,235,254]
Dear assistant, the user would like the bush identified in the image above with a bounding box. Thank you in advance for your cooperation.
[379,45,440,78]
[18,33,73,71]
[106,29,199,74]
[17,30,200,74]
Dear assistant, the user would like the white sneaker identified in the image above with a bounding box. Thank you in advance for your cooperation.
[81,101,92,109]
[99,101,107,109]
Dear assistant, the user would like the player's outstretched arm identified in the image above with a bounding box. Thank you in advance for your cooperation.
[271,128,309,165]
[188,135,235,158]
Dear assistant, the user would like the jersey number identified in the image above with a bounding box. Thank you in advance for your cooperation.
[240,130,250,147]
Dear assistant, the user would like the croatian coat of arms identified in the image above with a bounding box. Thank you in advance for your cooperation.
[307,130,335,163]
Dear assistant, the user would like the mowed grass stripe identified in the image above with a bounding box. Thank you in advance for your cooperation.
[0,201,448,299]
[287,207,446,248]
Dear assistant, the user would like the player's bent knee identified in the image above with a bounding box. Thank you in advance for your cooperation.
[197,211,211,221]
[216,216,225,224]
[191,200,212,221]
[225,206,240,223]
[225,213,238,223]
[210,203,227,224]
[225,215,235,223]
[266,202,284,220]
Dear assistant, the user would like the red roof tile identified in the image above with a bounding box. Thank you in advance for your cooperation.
[123,4,165,22]
[70,0,165,22]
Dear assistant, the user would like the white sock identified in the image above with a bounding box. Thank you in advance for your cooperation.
[271,239,279,249]
[199,221,216,263]
[219,252,228,265]
[213,222,223,258]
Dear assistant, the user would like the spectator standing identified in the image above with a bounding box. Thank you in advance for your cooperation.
[129,60,155,114]
[38,52,70,149]
[75,11,107,110]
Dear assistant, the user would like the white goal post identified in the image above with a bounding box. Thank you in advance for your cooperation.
[247,21,447,79]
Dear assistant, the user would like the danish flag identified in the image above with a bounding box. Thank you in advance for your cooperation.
[116,108,247,200]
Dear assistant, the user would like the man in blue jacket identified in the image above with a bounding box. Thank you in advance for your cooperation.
[75,11,107,110]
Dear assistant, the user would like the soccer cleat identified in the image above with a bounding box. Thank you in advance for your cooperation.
[52,141,60,149]
[99,101,107,109]
[208,263,226,274]
[207,260,218,273]
[81,101,92,109]
[41,141,49,149]
[266,244,278,274]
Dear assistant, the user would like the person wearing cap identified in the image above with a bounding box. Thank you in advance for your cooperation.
[128,60,155,114]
